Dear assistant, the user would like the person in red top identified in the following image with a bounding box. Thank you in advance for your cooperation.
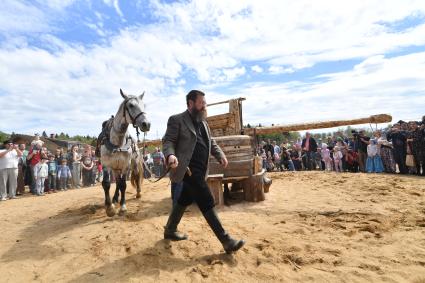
[27,144,42,194]
[345,148,359,172]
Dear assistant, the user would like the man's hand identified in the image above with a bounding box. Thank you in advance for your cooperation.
[220,156,228,168]
[167,155,178,169]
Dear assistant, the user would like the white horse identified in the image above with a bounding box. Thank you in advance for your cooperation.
[100,89,150,217]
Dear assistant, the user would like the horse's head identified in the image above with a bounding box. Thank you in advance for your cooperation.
[120,89,150,132]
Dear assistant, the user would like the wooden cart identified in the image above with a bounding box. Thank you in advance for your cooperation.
[205,98,392,206]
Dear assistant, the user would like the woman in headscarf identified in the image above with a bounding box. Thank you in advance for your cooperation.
[376,130,396,173]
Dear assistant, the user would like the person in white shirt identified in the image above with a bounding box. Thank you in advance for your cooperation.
[0,141,23,200]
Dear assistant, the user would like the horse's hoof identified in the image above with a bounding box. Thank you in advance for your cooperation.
[136,194,142,199]
[106,204,116,217]
[119,205,127,216]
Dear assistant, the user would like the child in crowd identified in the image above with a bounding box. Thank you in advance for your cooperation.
[333,145,344,172]
[321,143,332,171]
[57,159,72,190]
[47,155,57,193]
[34,156,49,196]
[96,161,103,182]
[266,151,275,172]
[366,139,384,173]
[345,149,359,172]
[31,133,44,149]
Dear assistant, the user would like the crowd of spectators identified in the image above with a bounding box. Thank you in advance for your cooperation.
[258,118,425,176]
[0,134,101,201]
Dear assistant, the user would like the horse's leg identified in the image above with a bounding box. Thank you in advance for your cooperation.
[135,160,142,198]
[118,174,127,215]
[136,181,141,199]
[110,170,119,204]
[102,169,116,217]
[112,185,120,204]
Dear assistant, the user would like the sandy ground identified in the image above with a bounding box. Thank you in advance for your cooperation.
[0,171,424,283]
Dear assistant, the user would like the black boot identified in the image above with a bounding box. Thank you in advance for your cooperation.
[164,204,188,241]
[202,208,245,254]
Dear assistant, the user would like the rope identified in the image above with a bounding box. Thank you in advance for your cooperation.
[140,131,171,183]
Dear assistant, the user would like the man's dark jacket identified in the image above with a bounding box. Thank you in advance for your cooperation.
[162,110,225,182]
[301,137,318,152]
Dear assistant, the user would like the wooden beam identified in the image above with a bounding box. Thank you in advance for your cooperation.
[243,114,393,135]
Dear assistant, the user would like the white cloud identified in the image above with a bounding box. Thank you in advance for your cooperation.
[268,65,294,75]
[251,65,263,73]
[0,1,50,34]
[233,52,425,128]
[0,0,425,138]
[40,0,77,10]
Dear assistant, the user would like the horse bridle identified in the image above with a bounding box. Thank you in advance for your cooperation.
[123,97,146,126]
[123,97,146,142]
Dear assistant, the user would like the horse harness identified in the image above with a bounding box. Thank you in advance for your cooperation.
[98,117,137,155]
[123,97,145,143]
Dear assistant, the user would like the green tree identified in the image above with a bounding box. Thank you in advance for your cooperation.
[0,131,10,144]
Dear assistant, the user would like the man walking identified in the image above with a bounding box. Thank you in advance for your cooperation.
[162,90,245,254]
[302,132,318,170]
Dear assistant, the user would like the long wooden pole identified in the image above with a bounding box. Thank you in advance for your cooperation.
[243,114,392,136]
[207,97,246,107]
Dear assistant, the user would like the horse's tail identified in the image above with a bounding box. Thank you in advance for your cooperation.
[130,156,144,194]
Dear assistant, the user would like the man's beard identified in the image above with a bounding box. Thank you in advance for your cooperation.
[192,107,207,122]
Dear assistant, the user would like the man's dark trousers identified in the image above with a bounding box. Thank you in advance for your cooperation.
[178,173,215,213]
[393,147,407,174]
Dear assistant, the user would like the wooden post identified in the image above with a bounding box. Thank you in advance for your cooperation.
[242,170,265,202]
[207,174,224,206]
[254,155,262,174]
[229,99,242,135]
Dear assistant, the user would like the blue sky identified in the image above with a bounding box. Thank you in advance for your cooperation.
[1,0,425,139]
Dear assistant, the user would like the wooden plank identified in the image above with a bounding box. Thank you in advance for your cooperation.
[208,174,224,179]
[207,113,232,126]
[218,145,252,152]
[219,148,251,154]
[210,158,252,168]
[222,176,250,183]
[209,158,253,177]
[214,135,252,142]
[211,129,224,137]
[222,153,253,161]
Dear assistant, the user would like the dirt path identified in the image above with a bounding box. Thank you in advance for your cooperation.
[0,172,424,282]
